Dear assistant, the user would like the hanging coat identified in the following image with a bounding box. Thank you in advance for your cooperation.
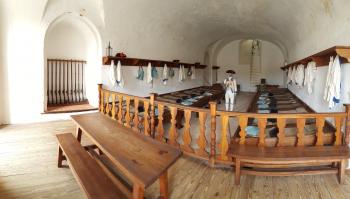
[116,60,124,88]
[324,56,341,109]
[291,66,297,85]
[324,56,334,102]
[162,64,169,85]
[191,66,196,80]
[295,64,305,87]
[304,62,317,94]
[182,65,186,80]
[109,60,117,86]
[146,62,152,84]
[178,65,185,82]
[287,67,292,84]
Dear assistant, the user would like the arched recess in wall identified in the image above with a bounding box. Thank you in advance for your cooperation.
[43,13,102,111]
[214,39,285,92]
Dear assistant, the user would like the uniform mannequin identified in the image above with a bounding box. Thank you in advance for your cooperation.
[224,70,237,111]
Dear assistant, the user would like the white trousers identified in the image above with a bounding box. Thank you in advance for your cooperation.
[225,90,235,111]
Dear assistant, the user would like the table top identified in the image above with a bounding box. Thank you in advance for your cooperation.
[71,112,182,188]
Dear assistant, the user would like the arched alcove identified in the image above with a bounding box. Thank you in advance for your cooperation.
[44,14,101,112]
[215,39,285,92]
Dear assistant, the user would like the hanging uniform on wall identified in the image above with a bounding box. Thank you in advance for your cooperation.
[304,61,317,94]
[109,60,117,86]
[324,56,341,109]
[162,64,169,85]
[116,60,124,88]
[295,64,305,87]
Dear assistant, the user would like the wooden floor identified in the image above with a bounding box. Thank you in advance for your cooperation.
[1,121,350,199]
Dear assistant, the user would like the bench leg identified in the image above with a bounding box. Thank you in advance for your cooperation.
[132,183,144,199]
[338,159,345,184]
[235,158,241,185]
[159,171,168,199]
[76,127,82,143]
[58,146,63,168]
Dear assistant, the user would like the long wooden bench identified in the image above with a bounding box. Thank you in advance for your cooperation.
[228,144,350,185]
[57,133,129,199]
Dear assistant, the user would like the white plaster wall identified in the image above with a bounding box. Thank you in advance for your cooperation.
[288,64,350,113]
[101,66,204,97]
[216,40,284,92]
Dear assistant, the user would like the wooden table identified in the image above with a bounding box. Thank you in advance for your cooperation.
[71,112,182,199]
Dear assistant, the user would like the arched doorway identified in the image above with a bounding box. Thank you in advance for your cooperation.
[44,14,101,113]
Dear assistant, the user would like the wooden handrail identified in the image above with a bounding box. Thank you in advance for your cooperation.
[97,85,350,166]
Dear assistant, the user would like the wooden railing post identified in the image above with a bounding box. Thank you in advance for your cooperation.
[150,93,157,138]
[344,104,350,146]
[98,84,103,112]
[209,101,217,167]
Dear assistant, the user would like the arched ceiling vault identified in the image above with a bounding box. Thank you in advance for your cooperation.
[43,0,350,63]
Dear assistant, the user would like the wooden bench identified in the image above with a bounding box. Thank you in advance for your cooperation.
[228,144,350,185]
[57,133,129,199]
[65,112,182,199]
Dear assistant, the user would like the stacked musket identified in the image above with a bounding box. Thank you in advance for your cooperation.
[47,59,87,105]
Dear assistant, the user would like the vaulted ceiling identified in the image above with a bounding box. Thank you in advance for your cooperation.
[31,0,350,62]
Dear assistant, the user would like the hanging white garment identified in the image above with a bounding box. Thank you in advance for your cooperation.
[324,56,341,109]
[304,62,317,94]
[290,66,296,84]
[178,65,185,82]
[109,60,117,86]
[190,66,196,80]
[287,67,293,84]
[116,61,124,88]
[146,62,152,84]
[182,65,186,80]
[162,64,168,85]
[324,56,334,101]
[295,64,305,87]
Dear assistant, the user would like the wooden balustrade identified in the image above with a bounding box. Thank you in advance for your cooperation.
[98,85,350,167]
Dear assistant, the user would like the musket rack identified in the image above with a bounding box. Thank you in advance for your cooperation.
[102,56,207,69]
[281,46,350,70]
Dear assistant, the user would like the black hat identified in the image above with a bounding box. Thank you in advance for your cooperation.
[226,70,236,74]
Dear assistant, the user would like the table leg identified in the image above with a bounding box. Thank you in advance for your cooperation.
[338,159,345,184]
[132,183,144,199]
[235,158,241,185]
[57,146,63,168]
[159,171,168,199]
[76,127,82,142]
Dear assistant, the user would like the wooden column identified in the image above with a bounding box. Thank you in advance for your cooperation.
[209,101,217,167]
[98,84,103,112]
[344,104,350,145]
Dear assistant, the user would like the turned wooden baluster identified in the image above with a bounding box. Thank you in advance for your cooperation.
[345,104,350,145]
[182,110,193,152]
[296,118,306,146]
[111,94,116,120]
[316,116,325,146]
[98,84,103,112]
[105,92,110,116]
[125,96,131,127]
[100,90,105,114]
[219,115,229,161]
[277,118,286,147]
[168,107,178,146]
[209,102,217,167]
[196,112,208,156]
[258,118,267,147]
[133,98,140,131]
[143,101,151,136]
[156,104,165,141]
[117,95,123,124]
[150,94,156,138]
[334,116,343,146]
[238,116,248,145]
